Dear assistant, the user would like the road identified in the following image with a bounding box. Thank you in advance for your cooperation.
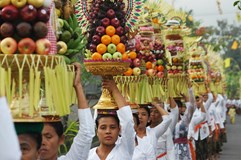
[220,115,241,160]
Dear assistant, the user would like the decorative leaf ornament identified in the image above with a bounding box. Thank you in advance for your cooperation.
[124,0,145,30]
[166,10,187,24]
[75,0,92,33]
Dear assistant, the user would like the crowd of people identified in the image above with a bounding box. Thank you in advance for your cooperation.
[0,63,231,160]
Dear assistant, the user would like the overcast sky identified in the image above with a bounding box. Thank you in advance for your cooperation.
[168,0,240,27]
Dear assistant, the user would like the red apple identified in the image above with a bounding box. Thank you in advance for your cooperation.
[111,18,120,27]
[1,37,17,54]
[133,58,141,67]
[37,7,50,22]
[35,38,51,55]
[116,26,124,36]
[92,35,101,44]
[18,38,36,54]
[96,26,105,36]
[106,9,115,19]
[20,5,37,22]
[1,5,19,21]
[89,43,97,53]
[101,18,110,27]
[156,71,164,78]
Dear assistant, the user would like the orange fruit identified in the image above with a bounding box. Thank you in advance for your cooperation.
[116,43,126,53]
[157,65,164,72]
[106,25,116,36]
[146,61,153,69]
[101,35,111,45]
[111,34,120,45]
[96,43,107,54]
[122,53,129,60]
[124,67,133,76]
[91,52,102,60]
[128,51,137,59]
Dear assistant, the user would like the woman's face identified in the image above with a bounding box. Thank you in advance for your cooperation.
[18,134,39,160]
[150,107,162,124]
[137,108,150,128]
[97,117,120,146]
[39,124,64,160]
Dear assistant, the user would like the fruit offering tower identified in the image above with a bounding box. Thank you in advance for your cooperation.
[0,0,76,122]
[75,0,143,109]
[188,49,205,83]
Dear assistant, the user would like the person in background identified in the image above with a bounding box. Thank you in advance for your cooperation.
[132,113,156,160]
[39,63,95,160]
[15,122,43,160]
[0,96,21,160]
[188,86,211,160]
[228,105,236,124]
[148,97,178,160]
[88,79,135,160]
[133,102,172,159]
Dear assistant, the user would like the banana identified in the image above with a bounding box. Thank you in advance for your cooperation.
[67,16,74,30]
[66,39,75,48]
[71,14,79,31]
[63,20,73,34]
[68,35,84,49]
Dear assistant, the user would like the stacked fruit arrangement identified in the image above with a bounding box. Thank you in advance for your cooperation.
[153,37,166,78]
[166,56,185,76]
[84,0,129,62]
[0,0,52,55]
[188,53,205,82]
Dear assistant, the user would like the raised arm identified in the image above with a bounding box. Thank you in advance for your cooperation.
[151,102,172,139]
[167,97,178,132]
[0,96,21,160]
[204,86,213,111]
[59,63,95,160]
[103,79,135,157]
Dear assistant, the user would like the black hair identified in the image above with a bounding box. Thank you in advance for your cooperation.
[46,122,64,137]
[132,113,140,126]
[95,114,120,128]
[139,104,151,117]
[175,99,183,108]
[26,132,42,150]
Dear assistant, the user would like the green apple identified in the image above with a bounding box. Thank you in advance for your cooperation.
[28,0,44,8]
[11,0,27,8]
[57,41,67,54]
[0,0,11,8]
[112,52,122,60]
[156,59,164,65]
[102,53,113,61]
[107,43,116,54]
[133,67,141,76]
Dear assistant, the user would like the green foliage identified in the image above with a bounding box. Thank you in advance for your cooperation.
[233,0,241,10]
[59,120,79,155]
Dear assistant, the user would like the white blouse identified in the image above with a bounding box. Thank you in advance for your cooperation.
[151,106,178,160]
[59,107,95,160]
[188,88,213,140]
[136,115,172,159]
[0,97,21,160]
[88,106,135,160]
[132,136,156,160]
